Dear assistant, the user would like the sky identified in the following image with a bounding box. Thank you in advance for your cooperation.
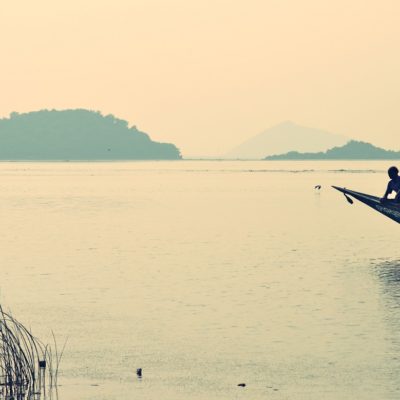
[1,0,400,156]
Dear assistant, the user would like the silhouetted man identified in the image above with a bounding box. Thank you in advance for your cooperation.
[381,166,400,203]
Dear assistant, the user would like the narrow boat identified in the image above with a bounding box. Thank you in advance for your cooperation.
[332,186,400,224]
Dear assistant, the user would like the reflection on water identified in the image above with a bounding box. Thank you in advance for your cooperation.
[373,258,400,329]
[371,258,400,395]
[373,258,400,324]
[375,259,400,285]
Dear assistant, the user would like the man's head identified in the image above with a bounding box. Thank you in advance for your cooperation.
[388,166,399,179]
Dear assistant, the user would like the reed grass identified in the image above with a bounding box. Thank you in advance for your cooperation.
[0,306,64,400]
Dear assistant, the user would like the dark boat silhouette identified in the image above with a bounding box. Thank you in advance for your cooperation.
[332,186,400,224]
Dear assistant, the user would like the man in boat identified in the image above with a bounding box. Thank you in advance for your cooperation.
[381,166,400,203]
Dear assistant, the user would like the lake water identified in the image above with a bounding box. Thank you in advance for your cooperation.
[1,161,400,400]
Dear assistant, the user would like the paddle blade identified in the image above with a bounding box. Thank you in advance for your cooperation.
[344,193,354,204]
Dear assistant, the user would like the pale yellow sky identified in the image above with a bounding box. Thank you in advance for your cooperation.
[1,0,399,156]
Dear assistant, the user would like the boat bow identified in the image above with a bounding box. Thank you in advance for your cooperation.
[332,186,400,224]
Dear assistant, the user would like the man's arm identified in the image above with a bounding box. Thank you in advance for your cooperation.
[381,182,392,202]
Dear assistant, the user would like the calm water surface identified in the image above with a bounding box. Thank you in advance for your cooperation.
[1,161,400,399]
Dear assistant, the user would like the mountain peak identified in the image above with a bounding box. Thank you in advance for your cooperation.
[276,120,296,128]
[226,122,348,159]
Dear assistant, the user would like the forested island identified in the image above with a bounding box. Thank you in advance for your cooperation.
[0,109,181,160]
[264,140,400,160]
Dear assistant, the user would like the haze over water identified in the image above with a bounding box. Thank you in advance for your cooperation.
[1,161,399,400]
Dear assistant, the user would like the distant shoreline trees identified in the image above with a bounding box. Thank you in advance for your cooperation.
[0,109,181,160]
[264,140,400,160]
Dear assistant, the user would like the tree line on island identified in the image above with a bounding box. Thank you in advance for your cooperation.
[0,112,398,160]
[0,109,181,160]
[264,140,400,160]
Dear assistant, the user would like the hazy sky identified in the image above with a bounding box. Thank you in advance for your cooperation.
[1,0,399,156]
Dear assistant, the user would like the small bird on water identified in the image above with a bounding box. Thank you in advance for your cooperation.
[237,383,246,387]
[314,185,322,190]
[136,368,142,378]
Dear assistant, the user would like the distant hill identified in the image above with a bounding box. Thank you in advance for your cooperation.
[226,121,348,159]
[265,140,400,160]
[0,109,181,160]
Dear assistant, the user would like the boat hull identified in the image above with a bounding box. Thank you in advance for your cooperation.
[332,186,400,224]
